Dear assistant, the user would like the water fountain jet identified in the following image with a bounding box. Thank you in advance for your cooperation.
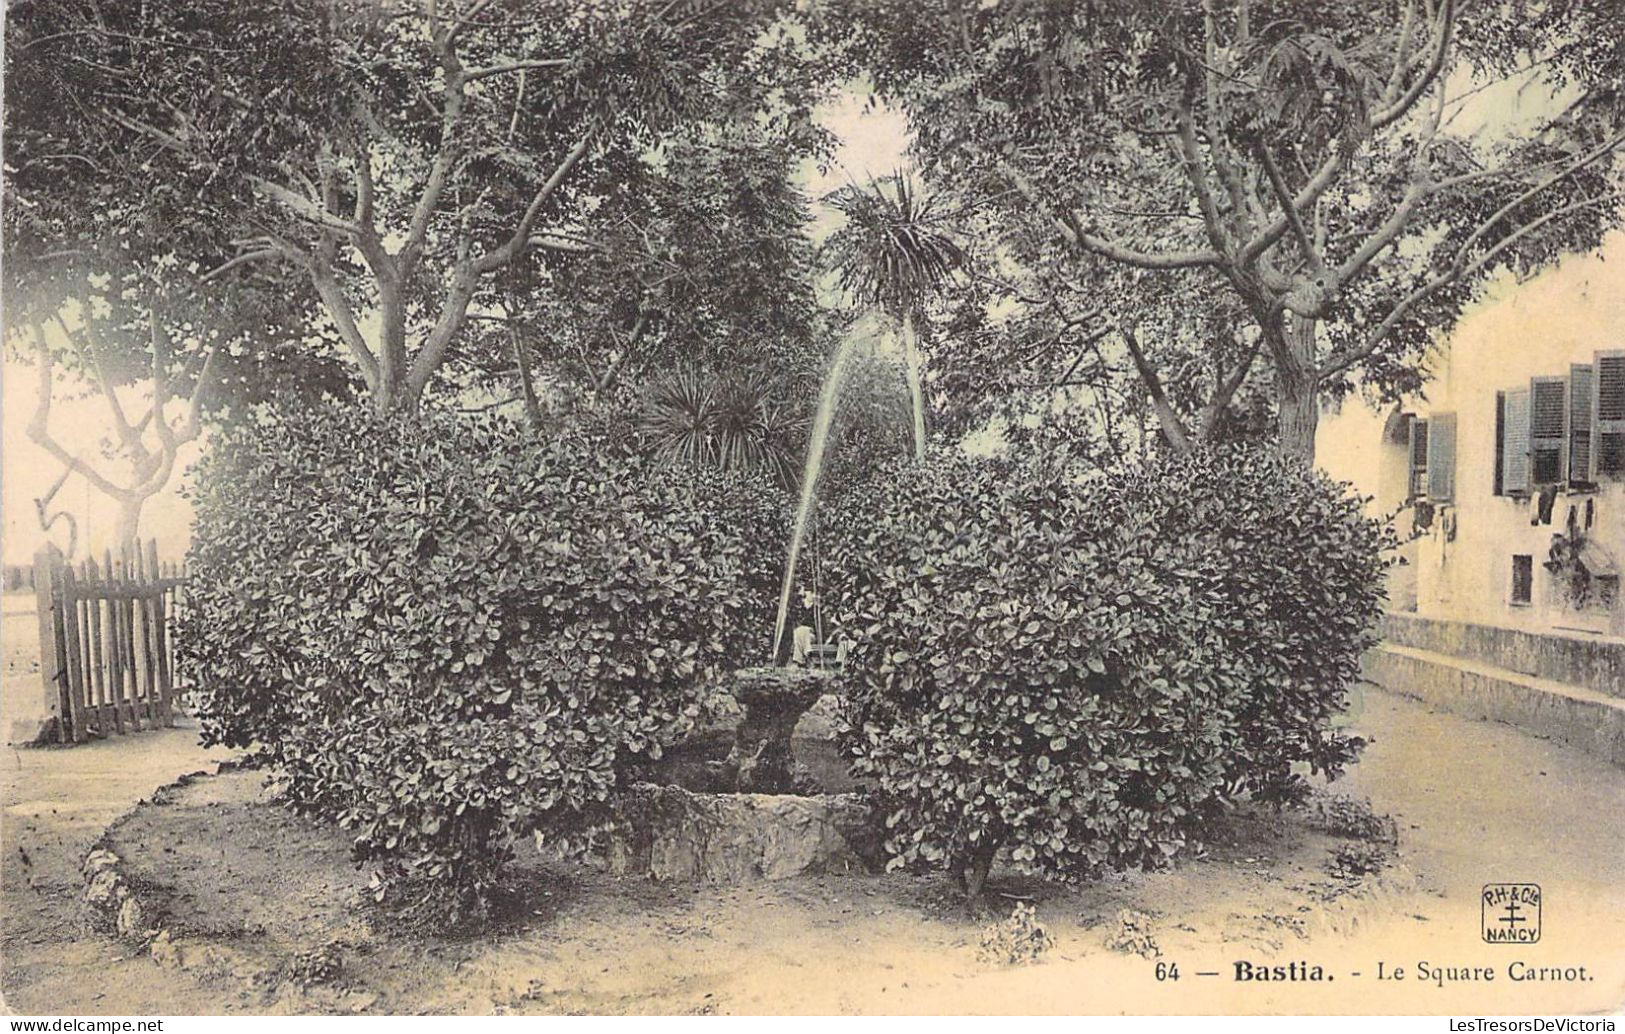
[769,327,865,663]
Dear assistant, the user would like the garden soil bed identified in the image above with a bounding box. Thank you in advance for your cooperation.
[86,763,1419,1015]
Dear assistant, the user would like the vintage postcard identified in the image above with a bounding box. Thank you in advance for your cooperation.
[2,0,1622,1021]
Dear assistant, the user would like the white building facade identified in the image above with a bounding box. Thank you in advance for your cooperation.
[1319,234,1625,639]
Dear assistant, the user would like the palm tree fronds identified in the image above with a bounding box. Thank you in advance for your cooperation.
[822,170,968,316]
[637,367,807,486]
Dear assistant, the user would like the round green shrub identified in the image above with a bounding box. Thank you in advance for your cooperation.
[820,446,1392,892]
[178,403,788,915]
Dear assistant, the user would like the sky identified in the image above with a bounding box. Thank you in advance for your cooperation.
[801,88,912,239]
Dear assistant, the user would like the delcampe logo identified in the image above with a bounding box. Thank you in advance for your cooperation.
[1482,883,1541,944]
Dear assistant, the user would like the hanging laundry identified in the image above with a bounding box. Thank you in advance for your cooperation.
[1535,486,1558,525]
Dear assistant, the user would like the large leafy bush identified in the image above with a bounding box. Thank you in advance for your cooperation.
[179,404,787,915]
[821,446,1391,894]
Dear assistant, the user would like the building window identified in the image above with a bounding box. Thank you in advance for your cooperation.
[1529,376,1567,486]
[1502,387,1531,495]
[1511,555,1534,606]
[1597,351,1625,477]
[1601,433,1625,478]
[1426,412,1456,502]
[1494,391,1505,496]
[1408,418,1428,500]
[1569,363,1593,485]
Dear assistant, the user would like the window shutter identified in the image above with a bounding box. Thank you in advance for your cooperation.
[1595,351,1625,477]
[1427,412,1456,502]
[1569,364,1593,485]
[1494,391,1506,496]
[1529,375,1568,485]
[1408,417,1429,499]
[1503,388,1531,495]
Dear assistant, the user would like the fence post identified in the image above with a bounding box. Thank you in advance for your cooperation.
[146,539,175,725]
[86,557,118,735]
[31,545,67,743]
[59,564,89,742]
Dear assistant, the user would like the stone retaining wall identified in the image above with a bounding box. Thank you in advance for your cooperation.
[1379,612,1625,698]
[1364,614,1625,767]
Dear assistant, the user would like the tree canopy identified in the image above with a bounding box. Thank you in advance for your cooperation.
[815,0,1625,459]
[5,0,831,415]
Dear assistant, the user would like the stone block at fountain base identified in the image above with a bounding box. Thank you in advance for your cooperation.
[604,783,881,883]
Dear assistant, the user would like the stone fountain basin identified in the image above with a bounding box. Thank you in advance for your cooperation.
[603,783,880,883]
[636,726,857,795]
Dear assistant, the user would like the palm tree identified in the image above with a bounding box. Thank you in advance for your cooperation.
[638,367,806,487]
[822,172,966,459]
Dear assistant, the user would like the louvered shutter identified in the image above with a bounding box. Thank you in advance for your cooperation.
[1595,351,1625,477]
[1427,412,1456,502]
[1569,364,1593,485]
[1407,417,1428,500]
[1494,391,1506,496]
[1529,375,1568,485]
[1503,388,1531,495]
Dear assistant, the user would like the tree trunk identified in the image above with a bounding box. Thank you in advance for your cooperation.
[901,313,927,460]
[954,837,1001,910]
[112,498,144,552]
[1275,315,1320,463]
[377,279,408,410]
[511,325,544,430]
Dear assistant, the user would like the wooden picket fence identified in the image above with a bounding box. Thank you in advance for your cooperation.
[33,540,187,744]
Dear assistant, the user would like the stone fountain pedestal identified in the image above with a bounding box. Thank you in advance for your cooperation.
[592,665,882,883]
[726,666,834,794]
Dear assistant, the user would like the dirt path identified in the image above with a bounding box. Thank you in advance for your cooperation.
[0,725,240,1016]
[469,684,1625,1015]
[2,688,1622,1016]
[1297,686,1625,1014]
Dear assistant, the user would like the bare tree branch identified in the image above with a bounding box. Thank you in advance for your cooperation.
[1172,96,1237,257]
[401,268,480,404]
[1449,132,1625,264]
[474,134,594,273]
[1000,159,1223,269]
[1380,0,1421,104]
[1199,0,1254,226]
[1332,179,1428,284]
[595,307,651,393]
[27,330,138,502]
[1237,152,1345,265]
[1120,323,1194,454]
[251,176,365,236]
[56,311,147,460]
[465,57,571,81]
[1259,145,1320,268]
[172,340,222,443]
[1197,329,1261,438]
[1321,193,1612,380]
[147,307,177,453]
[441,0,496,44]
[200,248,284,284]
[402,39,468,276]
[1371,0,1455,130]
[306,257,381,392]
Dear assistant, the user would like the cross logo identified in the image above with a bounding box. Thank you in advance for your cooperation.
[1483,883,1542,944]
